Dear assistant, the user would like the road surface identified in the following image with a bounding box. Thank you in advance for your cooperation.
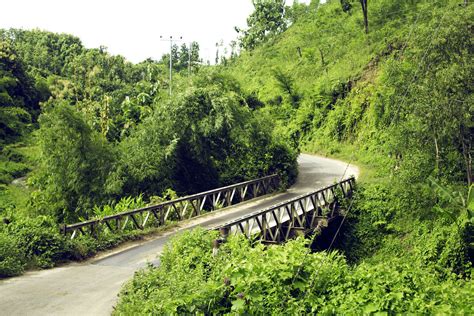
[0,154,358,316]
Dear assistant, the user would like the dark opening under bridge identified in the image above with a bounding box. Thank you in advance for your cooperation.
[213,177,355,244]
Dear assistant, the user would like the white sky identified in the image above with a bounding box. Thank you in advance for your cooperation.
[1,0,312,64]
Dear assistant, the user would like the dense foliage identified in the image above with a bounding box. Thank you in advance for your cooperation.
[0,0,472,313]
[115,229,473,314]
[0,26,297,275]
[0,207,167,277]
[116,0,473,313]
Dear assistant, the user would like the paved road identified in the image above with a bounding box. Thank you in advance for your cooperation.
[0,154,358,316]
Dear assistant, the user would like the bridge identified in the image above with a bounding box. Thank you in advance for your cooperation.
[213,177,355,244]
[0,154,359,316]
[61,174,354,246]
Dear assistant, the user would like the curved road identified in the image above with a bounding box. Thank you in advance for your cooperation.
[0,154,358,316]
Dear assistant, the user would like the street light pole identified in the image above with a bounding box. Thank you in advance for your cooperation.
[160,35,182,96]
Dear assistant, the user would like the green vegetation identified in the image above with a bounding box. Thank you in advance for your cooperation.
[0,26,296,276]
[115,0,473,313]
[115,228,473,314]
[0,210,179,277]
[0,0,472,313]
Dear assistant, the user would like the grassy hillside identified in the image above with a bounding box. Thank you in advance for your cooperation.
[225,0,473,266]
[229,0,472,166]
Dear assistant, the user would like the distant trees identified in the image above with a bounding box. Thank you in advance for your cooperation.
[0,41,43,143]
[178,42,200,72]
[285,0,310,24]
[161,41,201,73]
[0,29,84,77]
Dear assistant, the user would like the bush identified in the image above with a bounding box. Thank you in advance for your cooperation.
[340,181,399,263]
[115,228,474,315]
[318,259,473,314]
[0,231,26,277]
[33,102,115,222]
[0,159,29,185]
[115,229,348,314]
[4,216,71,268]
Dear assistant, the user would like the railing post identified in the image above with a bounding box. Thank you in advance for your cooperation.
[213,226,230,256]
[348,178,354,197]
[219,226,229,240]
[60,224,66,236]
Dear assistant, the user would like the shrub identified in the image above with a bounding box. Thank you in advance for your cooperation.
[0,231,26,277]
[4,216,71,268]
[115,228,473,315]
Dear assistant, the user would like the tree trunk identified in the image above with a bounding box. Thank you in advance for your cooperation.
[360,0,369,34]
[297,46,302,58]
[318,48,327,73]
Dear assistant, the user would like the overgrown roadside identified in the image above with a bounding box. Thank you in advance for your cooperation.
[114,148,473,314]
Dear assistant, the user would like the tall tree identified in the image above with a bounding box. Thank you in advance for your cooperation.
[189,42,200,72]
[0,41,42,142]
[177,43,189,72]
[34,102,115,221]
[235,0,288,50]
[360,0,368,34]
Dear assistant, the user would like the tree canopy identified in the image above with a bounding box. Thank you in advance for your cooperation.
[236,0,289,50]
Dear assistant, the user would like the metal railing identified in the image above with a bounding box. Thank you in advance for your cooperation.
[213,177,355,243]
[61,174,280,239]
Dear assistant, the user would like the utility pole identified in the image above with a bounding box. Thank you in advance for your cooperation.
[215,41,224,65]
[160,35,182,96]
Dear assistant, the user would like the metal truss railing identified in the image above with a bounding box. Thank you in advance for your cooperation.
[213,177,355,244]
[61,174,280,239]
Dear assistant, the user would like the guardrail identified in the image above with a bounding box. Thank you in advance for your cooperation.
[213,177,355,244]
[61,174,280,239]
